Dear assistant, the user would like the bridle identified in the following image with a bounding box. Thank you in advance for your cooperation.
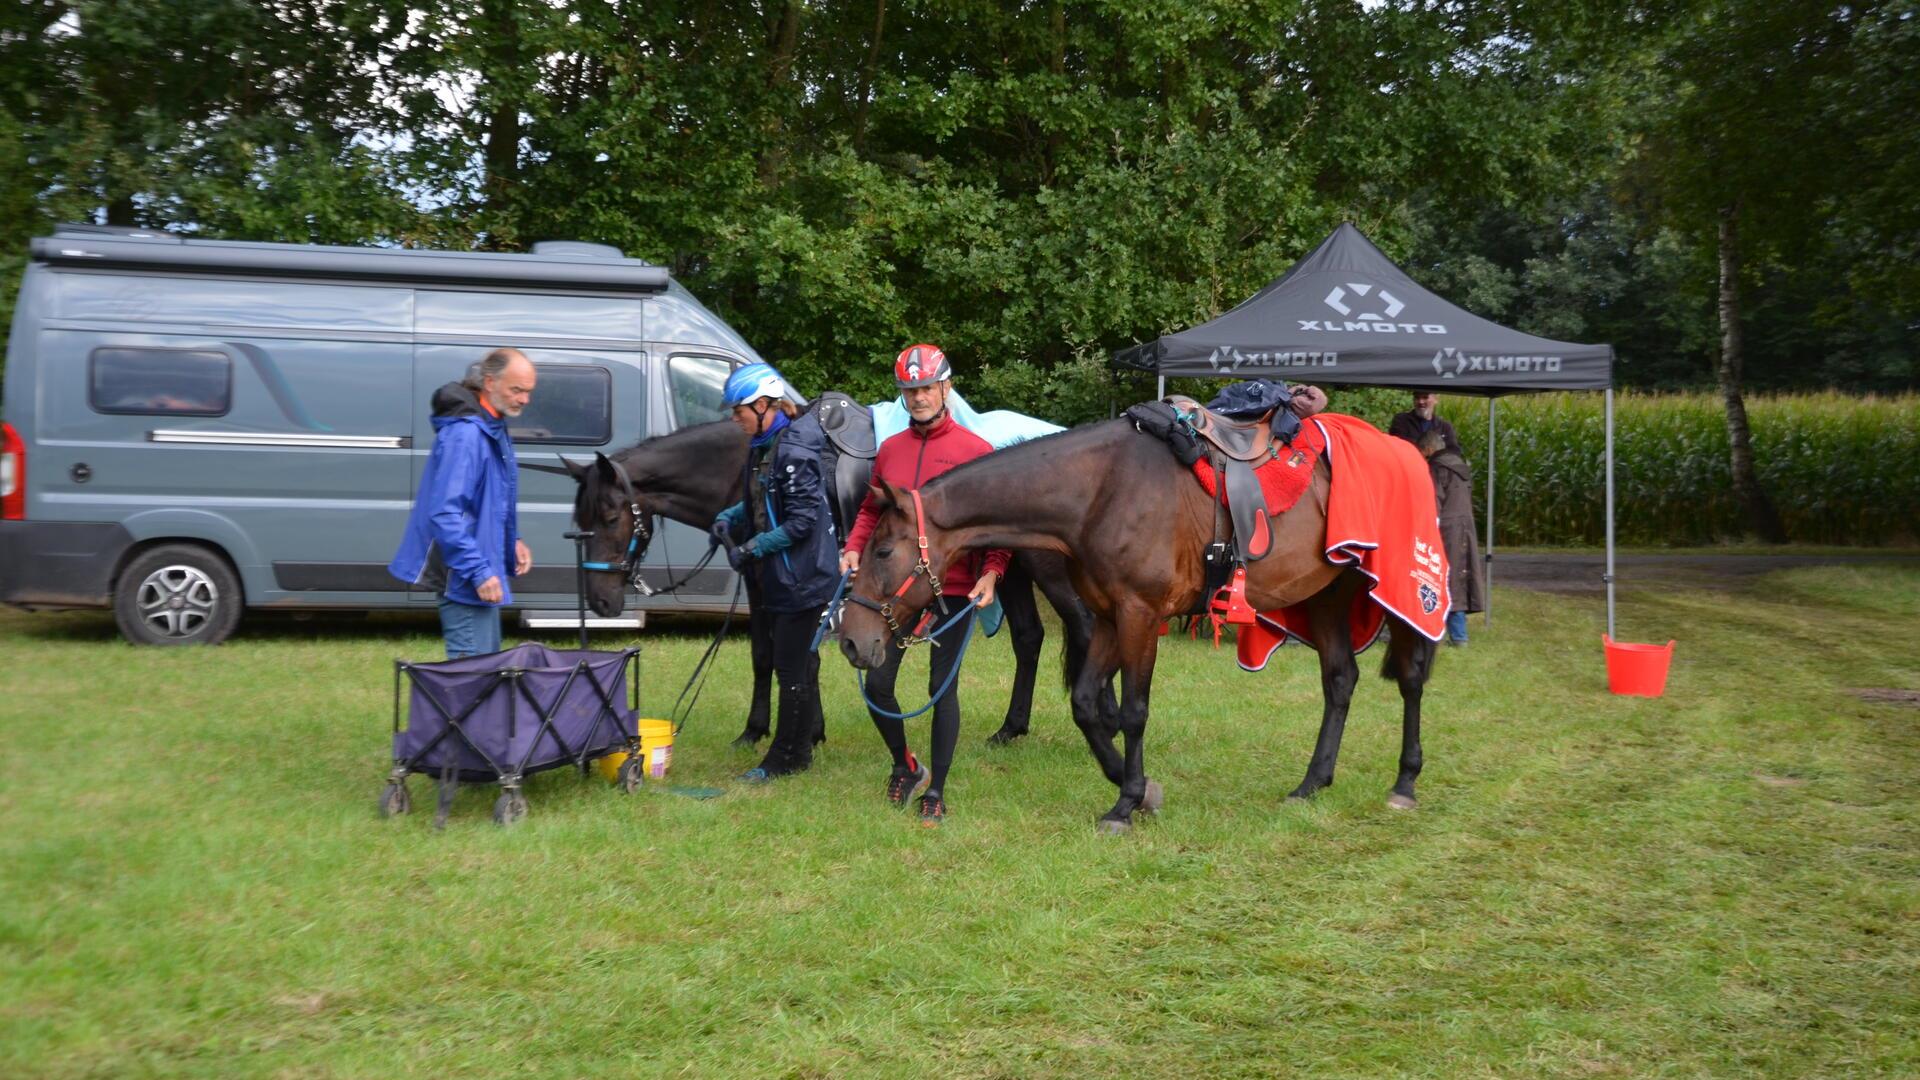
[843,487,948,649]
[576,457,717,599]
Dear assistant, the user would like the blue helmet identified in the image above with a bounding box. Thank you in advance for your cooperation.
[722,362,790,409]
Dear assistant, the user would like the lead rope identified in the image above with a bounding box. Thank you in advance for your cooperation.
[667,574,744,735]
[854,601,977,721]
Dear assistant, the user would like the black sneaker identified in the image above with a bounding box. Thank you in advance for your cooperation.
[917,793,946,828]
[886,755,930,808]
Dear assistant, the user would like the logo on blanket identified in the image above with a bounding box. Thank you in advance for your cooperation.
[1418,582,1441,614]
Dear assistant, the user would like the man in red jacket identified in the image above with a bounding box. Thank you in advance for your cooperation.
[841,344,1010,827]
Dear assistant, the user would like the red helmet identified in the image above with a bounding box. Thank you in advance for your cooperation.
[893,344,951,389]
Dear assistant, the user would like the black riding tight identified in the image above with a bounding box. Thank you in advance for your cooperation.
[759,604,826,776]
[862,603,973,799]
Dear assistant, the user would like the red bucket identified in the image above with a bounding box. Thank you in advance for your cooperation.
[1603,636,1675,697]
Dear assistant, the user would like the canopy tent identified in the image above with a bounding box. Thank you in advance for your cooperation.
[1113,223,1623,634]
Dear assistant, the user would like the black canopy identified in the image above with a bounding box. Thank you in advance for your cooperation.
[1112,223,1613,395]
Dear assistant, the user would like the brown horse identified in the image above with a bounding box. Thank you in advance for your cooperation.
[836,419,1437,832]
[565,419,1113,748]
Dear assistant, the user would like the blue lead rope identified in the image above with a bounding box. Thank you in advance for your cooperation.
[855,602,976,721]
[808,569,855,653]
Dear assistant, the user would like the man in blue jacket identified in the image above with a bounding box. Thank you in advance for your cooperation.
[389,348,537,658]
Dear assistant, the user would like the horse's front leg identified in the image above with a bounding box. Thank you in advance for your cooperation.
[734,603,774,748]
[1098,607,1165,834]
[1289,585,1360,801]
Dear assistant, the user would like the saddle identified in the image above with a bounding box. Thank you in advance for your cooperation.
[811,392,876,535]
[1166,394,1279,461]
[1165,395,1276,568]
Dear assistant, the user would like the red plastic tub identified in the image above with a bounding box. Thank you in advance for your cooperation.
[1603,636,1675,697]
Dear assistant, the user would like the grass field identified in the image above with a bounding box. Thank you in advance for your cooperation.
[3,566,1918,1078]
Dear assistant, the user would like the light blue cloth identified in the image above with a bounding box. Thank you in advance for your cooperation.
[869,389,1063,450]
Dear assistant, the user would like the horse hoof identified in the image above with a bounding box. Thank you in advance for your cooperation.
[730,735,764,751]
[1096,817,1132,836]
[1139,780,1164,814]
[1386,793,1418,811]
[985,727,1028,746]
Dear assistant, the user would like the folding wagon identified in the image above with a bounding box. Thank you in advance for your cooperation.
[380,643,641,827]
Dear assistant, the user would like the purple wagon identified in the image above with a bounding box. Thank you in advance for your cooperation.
[380,642,641,826]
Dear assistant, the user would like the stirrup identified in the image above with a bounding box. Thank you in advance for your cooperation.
[1208,566,1258,625]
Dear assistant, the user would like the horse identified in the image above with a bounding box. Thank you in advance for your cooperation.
[563,418,1111,748]
[835,418,1438,833]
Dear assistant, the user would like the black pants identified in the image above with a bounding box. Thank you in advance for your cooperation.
[758,604,826,776]
[863,603,973,799]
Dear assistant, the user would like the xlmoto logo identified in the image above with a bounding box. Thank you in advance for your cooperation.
[1430,347,1564,380]
[1297,281,1447,335]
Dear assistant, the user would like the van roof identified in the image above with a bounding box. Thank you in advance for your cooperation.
[30,225,671,294]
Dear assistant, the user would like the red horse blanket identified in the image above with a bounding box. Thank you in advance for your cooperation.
[1236,414,1449,671]
[1189,418,1329,515]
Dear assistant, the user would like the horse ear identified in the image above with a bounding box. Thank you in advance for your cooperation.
[593,452,620,478]
[560,456,590,481]
[867,480,896,511]
[879,478,914,513]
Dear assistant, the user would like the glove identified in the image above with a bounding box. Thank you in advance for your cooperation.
[708,517,734,550]
[726,543,751,571]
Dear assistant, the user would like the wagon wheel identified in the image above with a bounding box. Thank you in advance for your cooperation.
[491,788,529,827]
[617,755,645,794]
[378,779,411,818]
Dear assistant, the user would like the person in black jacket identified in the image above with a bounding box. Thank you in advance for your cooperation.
[710,363,840,782]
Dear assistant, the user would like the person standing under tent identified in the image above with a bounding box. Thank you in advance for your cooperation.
[1418,428,1486,645]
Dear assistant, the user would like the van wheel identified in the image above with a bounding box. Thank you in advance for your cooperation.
[113,545,243,646]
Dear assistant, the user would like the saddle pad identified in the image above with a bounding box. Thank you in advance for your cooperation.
[1232,414,1449,665]
[1189,415,1328,515]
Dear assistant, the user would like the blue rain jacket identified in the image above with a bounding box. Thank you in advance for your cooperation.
[388,385,521,606]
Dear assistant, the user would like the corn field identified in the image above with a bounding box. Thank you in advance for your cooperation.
[1432,392,1919,545]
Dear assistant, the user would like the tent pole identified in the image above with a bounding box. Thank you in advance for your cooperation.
[1156,373,1165,401]
[1483,398,1496,627]
[1605,387,1617,639]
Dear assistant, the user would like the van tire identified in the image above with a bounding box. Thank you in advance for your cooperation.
[112,544,243,646]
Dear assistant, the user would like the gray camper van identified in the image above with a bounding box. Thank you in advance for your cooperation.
[0,225,768,644]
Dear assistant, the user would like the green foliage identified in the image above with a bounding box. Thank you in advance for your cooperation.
[1439,392,1920,545]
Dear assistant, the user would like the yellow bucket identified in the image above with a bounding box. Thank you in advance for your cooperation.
[593,718,675,782]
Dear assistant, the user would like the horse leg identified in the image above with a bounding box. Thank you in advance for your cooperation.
[1385,619,1437,809]
[1069,619,1126,790]
[734,603,774,748]
[1288,585,1360,801]
[1031,559,1120,738]
[1098,606,1163,834]
[987,564,1041,745]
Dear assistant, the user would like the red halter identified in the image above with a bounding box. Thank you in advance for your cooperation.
[847,488,945,647]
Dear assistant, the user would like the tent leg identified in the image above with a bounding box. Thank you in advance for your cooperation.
[1605,387,1616,639]
[1484,398,1496,627]
[1156,374,1165,401]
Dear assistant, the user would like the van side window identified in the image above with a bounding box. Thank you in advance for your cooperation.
[668,355,732,426]
[417,291,645,341]
[508,365,611,445]
[88,347,232,416]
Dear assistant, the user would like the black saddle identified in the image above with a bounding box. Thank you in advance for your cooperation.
[811,392,876,535]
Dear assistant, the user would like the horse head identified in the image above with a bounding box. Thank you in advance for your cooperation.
[565,451,655,617]
[838,478,956,670]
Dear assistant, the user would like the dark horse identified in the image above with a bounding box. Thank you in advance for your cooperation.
[836,419,1438,832]
[565,419,1108,747]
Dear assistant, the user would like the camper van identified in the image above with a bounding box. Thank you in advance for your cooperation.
[0,225,768,644]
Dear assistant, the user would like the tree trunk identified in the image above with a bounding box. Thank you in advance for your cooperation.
[1716,203,1787,542]
[481,0,523,249]
[757,0,805,187]
[852,0,887,151]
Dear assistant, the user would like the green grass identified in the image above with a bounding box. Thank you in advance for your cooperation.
[3,568,1918,1078]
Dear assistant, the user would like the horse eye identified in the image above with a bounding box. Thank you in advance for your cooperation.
[875,545,893,559]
